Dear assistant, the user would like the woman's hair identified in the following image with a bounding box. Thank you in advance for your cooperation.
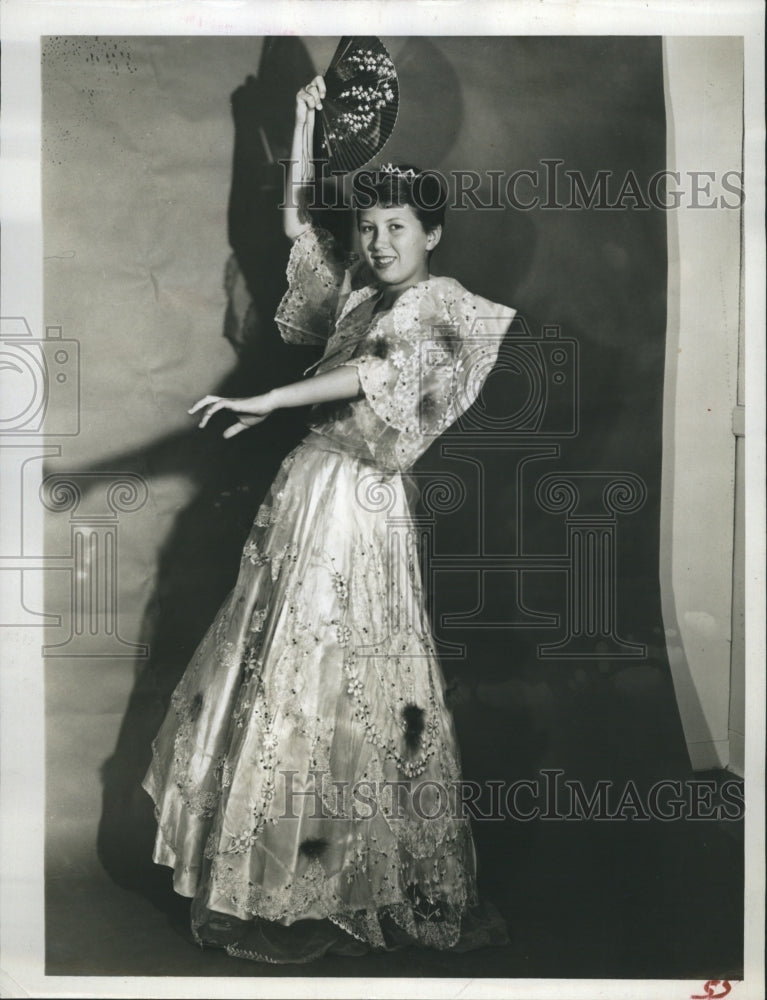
[351,164,447,234]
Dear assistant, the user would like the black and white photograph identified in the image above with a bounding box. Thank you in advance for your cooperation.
[0,2,764,998]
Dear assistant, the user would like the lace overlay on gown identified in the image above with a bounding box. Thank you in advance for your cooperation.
[143,225,515,962]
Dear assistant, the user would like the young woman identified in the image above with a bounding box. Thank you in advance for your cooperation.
[143,75,516,963]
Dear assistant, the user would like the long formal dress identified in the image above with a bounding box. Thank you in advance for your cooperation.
[143,225,516,963]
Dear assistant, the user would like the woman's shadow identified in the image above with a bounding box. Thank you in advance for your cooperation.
[92,40,325,934]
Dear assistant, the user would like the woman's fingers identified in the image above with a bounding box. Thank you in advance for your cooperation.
[191,396,236,428]
[222,414,267,439]
[222,421,248,439]
[308,75,325,106]
[190,397,268,435]
[198,401,227,427]
[189,395,269,434]
[188,395,218,415]
[312,75,326,99]
[301,90,321,111]
[298,76,324,111]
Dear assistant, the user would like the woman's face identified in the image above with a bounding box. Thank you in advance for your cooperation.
[357,203,440,294]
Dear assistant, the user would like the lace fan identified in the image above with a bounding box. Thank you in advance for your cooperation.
[313,36,399,174]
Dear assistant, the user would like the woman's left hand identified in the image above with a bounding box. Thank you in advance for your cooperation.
[189,393,274,438]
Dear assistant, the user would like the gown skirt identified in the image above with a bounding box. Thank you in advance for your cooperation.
[143,430,509,963]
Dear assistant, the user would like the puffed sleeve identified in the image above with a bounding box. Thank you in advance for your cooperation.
[274,225,346,346]
[338,279,516,470]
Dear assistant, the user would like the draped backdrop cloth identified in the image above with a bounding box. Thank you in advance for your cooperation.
[142,225,516,963]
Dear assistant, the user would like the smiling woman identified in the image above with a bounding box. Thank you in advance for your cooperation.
[142,71,516,963]
[358,203,437,300]
[355,170,445,308]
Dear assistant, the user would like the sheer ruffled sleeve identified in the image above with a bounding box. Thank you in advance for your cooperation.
[332,279,516,471]
[274,226,346,346]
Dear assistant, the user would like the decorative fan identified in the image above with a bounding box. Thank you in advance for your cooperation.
[313,36,399,174]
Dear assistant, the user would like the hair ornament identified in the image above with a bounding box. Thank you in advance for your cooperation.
[380,163,417,179]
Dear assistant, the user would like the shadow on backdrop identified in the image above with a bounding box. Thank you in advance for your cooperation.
[90,37,325,931]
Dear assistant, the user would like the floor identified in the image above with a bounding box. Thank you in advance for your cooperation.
[46,766,743,981]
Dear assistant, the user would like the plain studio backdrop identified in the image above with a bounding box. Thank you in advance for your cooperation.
[39,35,744,978]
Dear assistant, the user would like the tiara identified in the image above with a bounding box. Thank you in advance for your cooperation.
[379,163,417,179]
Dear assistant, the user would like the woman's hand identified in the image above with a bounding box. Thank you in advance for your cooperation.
[189,393,274,439]
[295,75,325,126]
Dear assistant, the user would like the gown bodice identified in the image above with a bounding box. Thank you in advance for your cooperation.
[274,225,516,472]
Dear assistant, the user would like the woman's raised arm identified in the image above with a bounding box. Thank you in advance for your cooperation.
[283,75,326,241]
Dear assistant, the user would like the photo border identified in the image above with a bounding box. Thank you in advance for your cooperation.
[1,2,764,998]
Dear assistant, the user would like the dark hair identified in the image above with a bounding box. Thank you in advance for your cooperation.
[352,164,447,234]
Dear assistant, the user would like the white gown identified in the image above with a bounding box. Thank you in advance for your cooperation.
[143,225,516,962]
